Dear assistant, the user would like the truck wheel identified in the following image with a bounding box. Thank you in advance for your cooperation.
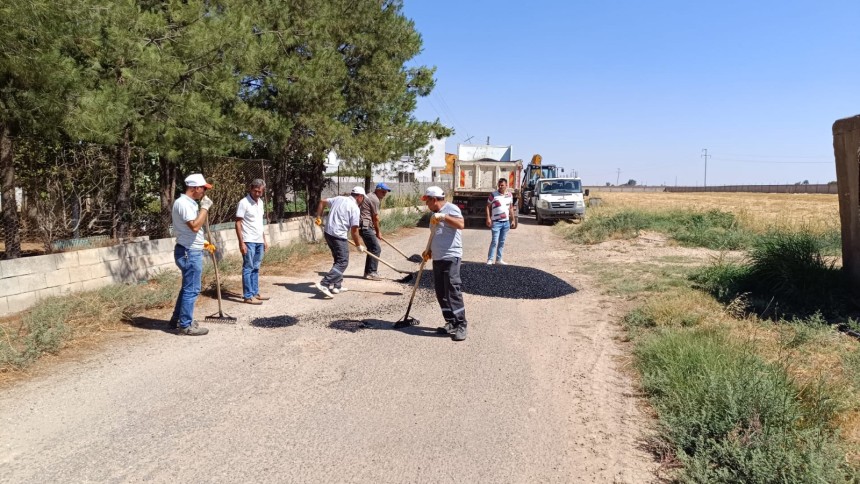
[535,212,543,225]
[521,205,530,215]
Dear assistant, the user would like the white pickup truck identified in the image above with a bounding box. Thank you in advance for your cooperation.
[533,177,589,224]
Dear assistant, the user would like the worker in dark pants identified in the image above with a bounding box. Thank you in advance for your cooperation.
[419,185,468,341]
[359,182,391,280]
[313,187,366,298]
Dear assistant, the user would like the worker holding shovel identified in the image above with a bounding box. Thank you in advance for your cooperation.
[421,186,468,341]
[169,173,214,336]
[314,187,367,298]
[359,182,392,280]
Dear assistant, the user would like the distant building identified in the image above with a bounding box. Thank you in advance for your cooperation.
[326,137,446,183]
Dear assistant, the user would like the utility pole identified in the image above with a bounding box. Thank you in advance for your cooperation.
[701,149,711,187]
[616,168,621,186]
[486,136,490,145]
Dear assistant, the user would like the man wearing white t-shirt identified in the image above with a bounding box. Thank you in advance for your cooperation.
[235,179,269,304]
[313,187,366,298]
[485,178,517,265]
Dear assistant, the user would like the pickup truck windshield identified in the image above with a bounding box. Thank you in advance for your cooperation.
[539,180,581,194]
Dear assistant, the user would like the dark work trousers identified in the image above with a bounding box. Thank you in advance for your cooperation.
[322,232,350,289]
[359,225,382,275]
[432,258,467,328]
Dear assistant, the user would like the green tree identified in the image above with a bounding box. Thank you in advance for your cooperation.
[68,1,249,238]
[0,1,84,258]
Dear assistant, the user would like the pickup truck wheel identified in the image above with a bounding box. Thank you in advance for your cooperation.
[521,205,530,215]
[535,212,543,225]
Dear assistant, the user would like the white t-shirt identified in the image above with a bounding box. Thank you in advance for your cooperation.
[487,190,513,222]
[172,194,204,249]
[324,196,360,239]
[236,194,265,244]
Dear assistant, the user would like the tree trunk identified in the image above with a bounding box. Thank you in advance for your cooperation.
[113,125,132,239]
[363,161,372,194]
[306,157,326,213]
[0,124,20,259]
[272,153,287,221]
[157,154,176,239]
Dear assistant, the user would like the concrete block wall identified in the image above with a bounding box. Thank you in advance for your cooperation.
[0,215,323,317]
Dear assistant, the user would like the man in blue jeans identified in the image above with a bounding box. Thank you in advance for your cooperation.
[485,178,517,265]
[235,179,269,305]
[170,173,214,336]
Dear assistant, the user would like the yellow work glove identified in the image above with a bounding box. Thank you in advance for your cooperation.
[314,217,322,226]
[203,240,217,254]
[430,212,445,225]
[422,249,432,262]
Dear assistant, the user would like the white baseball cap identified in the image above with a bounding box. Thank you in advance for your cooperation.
[350,186,366,196]
[184,173,212,189]
[422,186,445,200]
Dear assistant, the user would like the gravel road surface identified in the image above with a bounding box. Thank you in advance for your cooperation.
[0,217,656,483]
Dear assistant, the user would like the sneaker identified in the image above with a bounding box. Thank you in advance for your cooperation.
[315,282,334,299]
[496,260,508,265]
[243,298,263,305]
[486,260,494,265]
[254,294,270,301]
[452,325,467,341]
[364,273,382,281]
[436,322,455,335]
[331,286,349,294]
[178,324,209,336]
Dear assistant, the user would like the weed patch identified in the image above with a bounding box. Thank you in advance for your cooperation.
[637,328,857,483]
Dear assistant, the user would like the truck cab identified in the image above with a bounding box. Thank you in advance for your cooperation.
[533,177,589,224]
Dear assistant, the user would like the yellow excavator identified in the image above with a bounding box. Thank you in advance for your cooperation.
[520,154,558,214]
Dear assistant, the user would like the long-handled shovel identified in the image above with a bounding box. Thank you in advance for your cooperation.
[393,228,436,329]
[347,240,415,283]
[379,235,422,263]
[202,217,237,324]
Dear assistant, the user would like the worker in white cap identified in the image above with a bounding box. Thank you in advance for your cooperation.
[169,173,214,336]
[313,187,366,298]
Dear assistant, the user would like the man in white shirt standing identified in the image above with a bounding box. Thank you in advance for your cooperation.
[313,187,367,298]
[235,179,269,305]
[485,177,517,265]
[169,173,214,336]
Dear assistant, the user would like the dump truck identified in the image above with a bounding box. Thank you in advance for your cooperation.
[532,177,589,224]
[451,144,522,224]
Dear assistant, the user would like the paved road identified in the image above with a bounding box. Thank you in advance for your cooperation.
[0,217,655,483]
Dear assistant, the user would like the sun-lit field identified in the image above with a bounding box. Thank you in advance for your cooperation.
[588,191,840,234]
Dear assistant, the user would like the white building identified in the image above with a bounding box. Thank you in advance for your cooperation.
[326,137,446,183]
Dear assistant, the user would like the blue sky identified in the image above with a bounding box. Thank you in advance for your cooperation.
[402,0,860,186]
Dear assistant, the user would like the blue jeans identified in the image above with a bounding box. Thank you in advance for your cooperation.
[487,220,510,262]
[171,245,203,328]
[242,242,265,299]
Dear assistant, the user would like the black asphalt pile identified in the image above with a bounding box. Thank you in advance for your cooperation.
[250,315,299,328]
[457,262,577,299]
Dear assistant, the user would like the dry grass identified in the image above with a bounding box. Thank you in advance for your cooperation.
[588,191,839,234]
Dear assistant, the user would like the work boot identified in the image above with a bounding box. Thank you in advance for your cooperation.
[178,324,209,336]
[452,324,467,341]
[436,322,455,335]
[254,294,270,301]
[364,273,382,281]
[243,298,263,305]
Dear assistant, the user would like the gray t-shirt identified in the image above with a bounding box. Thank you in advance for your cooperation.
[324,196,360,239]
[172,194,204,249]
[430,203,463,261]
[360,192,380,228]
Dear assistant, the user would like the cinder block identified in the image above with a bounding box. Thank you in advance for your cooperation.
[69,265,95,283]
[38,286,64,301]
[49,252,80,269]
[81,277,112,292]
[97,245,126,262]
[0,273,47,298]
[76,248,103,266]
[1,253,56,278]
[44,268,71,288]
[153,238,176,254]
[0,297,8,316]
[7,292,38,314]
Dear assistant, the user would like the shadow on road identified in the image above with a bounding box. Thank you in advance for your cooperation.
[250,315,299,328]
[127,316,176,334]
[329,318,447,338]
[277,282,333,299]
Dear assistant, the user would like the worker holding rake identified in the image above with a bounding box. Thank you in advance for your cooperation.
[314,187,367,298]
[359,182,392,280]
[422,186,468,341]
[169,173,214,336]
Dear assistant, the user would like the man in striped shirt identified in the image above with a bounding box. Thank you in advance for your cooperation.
[485,178,517,265]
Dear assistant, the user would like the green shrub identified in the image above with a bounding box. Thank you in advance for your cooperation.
[378,208,422,233]
[636,328,856,483]
[690,262,753,303]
